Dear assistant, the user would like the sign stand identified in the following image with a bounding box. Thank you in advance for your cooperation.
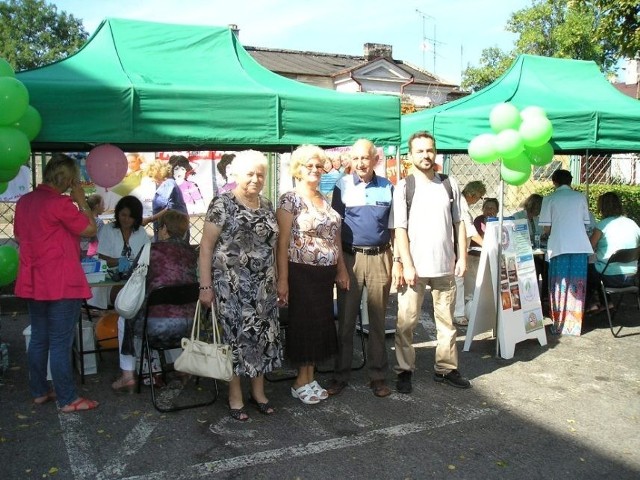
[464,218,547,359]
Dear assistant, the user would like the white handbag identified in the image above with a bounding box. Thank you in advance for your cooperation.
[174,301,233,382]
[114,243,150,319]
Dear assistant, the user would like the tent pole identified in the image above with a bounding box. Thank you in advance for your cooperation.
[494,177,505,358]
[584,149,590,202]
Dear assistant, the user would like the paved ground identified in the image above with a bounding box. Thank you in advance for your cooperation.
[1,294,639,480]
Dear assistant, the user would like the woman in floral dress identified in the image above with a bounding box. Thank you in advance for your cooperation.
[199,150,282,421]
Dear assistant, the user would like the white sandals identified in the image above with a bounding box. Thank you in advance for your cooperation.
[291,384,321,404]
[309,380,329,400]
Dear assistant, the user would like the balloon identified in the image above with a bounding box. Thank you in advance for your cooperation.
[0,127,31,170]
[495,129,524,159]
[0,245,19,286]
[519,115,553,147]
[526,142,554,166]
[468,133,499,164]
[95,313,119,349]
[86,144,128,188]
[0,77,29,125]
[501,161,531,186]
[503,152,530,171]
[0,182,7,194]
[520,105,547,120]
[0,164,20,182]
[0,58,15,78]
[13,106,42,141]
[490,103,521,133]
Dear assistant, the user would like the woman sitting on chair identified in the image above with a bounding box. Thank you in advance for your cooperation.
[586,192,640,311]
[112,210,197,392]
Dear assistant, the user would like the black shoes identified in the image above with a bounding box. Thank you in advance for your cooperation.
[433,369,471,389]
[396,371,412,394]
[326,379,348,396]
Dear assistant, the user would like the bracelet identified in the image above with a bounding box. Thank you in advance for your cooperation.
[199,285,212,291]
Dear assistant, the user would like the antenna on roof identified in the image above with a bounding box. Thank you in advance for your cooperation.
[415,9,445,74]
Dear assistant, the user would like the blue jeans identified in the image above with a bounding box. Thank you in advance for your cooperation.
[27,299,82,407]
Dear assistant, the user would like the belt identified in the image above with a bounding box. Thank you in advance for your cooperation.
[468,250,481,257]
[342,243,391,256]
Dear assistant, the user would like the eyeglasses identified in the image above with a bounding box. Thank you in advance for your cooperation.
[303,164,325,171]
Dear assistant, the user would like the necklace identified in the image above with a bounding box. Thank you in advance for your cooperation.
[236,193,260,209]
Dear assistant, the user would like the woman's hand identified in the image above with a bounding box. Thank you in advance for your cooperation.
[277,278,289,306]
[199,288,214,308]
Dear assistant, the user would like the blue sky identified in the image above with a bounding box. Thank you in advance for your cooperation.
[51,0,533,84]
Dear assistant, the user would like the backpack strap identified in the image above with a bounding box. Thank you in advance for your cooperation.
[437,173,458,261]
[405,174,415,215]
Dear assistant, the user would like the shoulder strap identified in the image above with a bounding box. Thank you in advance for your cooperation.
[438,173,458,261]
[405,174,415,216]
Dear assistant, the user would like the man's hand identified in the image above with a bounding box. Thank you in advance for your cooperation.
[403,265,418,287]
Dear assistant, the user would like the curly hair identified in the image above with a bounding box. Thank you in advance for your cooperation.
[289,145,327,180]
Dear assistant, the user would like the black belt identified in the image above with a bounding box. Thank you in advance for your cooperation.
[342,243,391,255]
[468,250,481,257]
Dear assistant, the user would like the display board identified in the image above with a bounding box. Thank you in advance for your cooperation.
[464,218,547,359]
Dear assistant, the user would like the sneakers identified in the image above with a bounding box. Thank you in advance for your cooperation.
[453,316,469,326]
[370,379,391,398]
[433,369,471,389]
[326,379,348,396]
[396,371,412,394]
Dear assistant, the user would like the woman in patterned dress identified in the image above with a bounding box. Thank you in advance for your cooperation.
[276,145,349,405]
[199,150,281,421]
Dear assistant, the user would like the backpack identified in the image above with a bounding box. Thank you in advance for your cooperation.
[405,173,458,260]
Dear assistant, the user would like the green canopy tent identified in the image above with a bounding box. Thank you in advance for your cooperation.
[401,54,640,154]
[16,18,400,152]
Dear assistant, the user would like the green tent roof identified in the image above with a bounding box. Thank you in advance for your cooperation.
[401,54,640,154]
[16,18,400,152]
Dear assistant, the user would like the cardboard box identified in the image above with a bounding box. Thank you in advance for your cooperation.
[73,320,97,375]
[23,325,52,380]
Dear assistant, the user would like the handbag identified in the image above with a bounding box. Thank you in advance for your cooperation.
[114,243,151,319]
[174,301,233,382]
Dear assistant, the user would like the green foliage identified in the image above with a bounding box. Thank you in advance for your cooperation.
[461,48,515,92]
[0,0,88,71]
[576,0,639,60]
[535,184,640,225]
[461,0,621,91]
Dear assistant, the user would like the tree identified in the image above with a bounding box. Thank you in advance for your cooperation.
[461,0,619,92]
[461,47,515,92]
[0,0,88,71]
[577,0,639,60]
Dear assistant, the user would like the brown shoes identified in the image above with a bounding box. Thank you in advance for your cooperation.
[370,379,391,398]
[326,380,348,396]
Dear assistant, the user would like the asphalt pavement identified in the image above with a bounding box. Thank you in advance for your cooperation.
[1,293,639,480]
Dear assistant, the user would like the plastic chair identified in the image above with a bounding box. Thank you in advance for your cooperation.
[137,282,218,412]
[598,246,640,338]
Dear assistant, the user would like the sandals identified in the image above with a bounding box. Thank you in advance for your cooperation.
[33,390,57,405]
[111,375,137,393]
[228,402,249,422]
[308,380,328,400]
[60,397,99,413]
[291,384,321,404]
[248,395,275,415]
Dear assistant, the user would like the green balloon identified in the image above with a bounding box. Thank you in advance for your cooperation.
[468,133,498,164]
[519,116,553,147]
[503,151,530,171]
[0,58,15,78]
[490,103,521,133]
[13,106,42,141]
[501,161,531,186]
[0,182,7,194]
[0,127,30,170]
[0,164,20,182]
[0,245,19,286]
[526,142,554,166]
[0,77,29,125]
[495,129,524,159]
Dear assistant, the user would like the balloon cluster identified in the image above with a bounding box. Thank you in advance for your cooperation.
[0,58,42,191]
[467,103,554,186]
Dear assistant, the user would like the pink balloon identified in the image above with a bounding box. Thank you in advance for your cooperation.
[86,144,127,188]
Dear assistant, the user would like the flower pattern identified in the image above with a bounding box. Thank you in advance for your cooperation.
[206,193,282,376]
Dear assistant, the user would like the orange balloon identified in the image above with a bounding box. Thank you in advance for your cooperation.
[95,313,119,349]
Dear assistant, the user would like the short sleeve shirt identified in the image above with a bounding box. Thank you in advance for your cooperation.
[278,191,341,266]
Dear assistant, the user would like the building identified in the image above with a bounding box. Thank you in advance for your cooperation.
[245,42,465,113]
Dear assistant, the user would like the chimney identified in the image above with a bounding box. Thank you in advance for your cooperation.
[364,43,393,62]
[229,24,240,38]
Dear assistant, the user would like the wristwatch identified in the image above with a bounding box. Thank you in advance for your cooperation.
[393,257,403,264]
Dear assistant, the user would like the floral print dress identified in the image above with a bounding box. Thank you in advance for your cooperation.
[206,193,282,377]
